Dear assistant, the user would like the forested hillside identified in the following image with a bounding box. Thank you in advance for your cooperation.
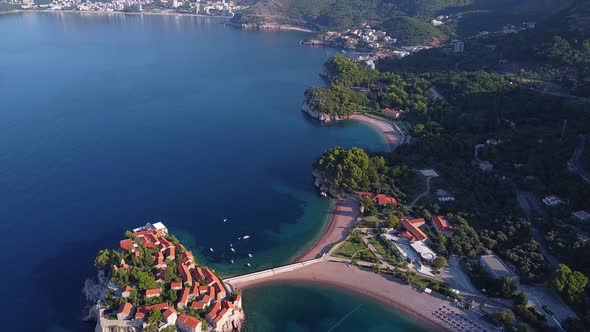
[232,0,572,44]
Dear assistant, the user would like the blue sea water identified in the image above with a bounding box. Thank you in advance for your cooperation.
[0,12,421,331]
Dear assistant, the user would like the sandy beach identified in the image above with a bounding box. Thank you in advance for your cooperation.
[350,114,403,152]
[294,198,360,262]
[234,261,458,331]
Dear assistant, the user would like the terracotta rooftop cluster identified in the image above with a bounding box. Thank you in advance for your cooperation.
[111,223,242,331]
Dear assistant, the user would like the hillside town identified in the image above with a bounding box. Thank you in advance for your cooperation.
[8,0,245,16]
[92,222,244,332]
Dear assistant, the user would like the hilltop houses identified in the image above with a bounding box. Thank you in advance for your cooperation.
[95,222,244,332]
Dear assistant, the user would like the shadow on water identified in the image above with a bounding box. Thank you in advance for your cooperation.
[31,228,122,332]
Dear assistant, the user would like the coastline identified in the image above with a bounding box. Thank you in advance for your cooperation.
[2,10,314,32]
[2,9,233,20]
[293,198,359,262]
[350,114,403,152]
[236,262,450,331]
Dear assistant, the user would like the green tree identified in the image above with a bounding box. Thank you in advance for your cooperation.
[551,264,588,303]
[132,270,157,290]
[499,278,518,298]
[515,292,528,306]
[94,249,111,269]
[387,214,400,228]
[146,307,163,325]
[314,147,370,192]
[432,256,446,269]
[361,196,376,216]
[167,288,178,302]
[124,230,133,239]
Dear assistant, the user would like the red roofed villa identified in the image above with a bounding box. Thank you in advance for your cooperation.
[401,218,428,242]
[432,215,453,234]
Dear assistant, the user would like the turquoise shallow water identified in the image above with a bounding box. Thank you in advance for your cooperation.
[0,12,422,331]
[243,283,429,332]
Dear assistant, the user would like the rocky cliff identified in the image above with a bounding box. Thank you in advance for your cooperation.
[312,170,340,198]
[301,101,349,123]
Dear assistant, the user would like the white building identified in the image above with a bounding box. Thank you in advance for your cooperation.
[410,240,437,263]
[573,210,590,222]
[543,195,563,207]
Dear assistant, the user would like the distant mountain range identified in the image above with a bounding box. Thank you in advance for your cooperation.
[231,0,575,45]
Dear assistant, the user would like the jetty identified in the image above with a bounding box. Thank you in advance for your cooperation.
[222,254,328,291]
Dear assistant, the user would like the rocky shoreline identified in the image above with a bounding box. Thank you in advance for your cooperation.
[300,101,350,123]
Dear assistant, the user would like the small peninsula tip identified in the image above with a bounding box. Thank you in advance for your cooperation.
[86,222,244,332]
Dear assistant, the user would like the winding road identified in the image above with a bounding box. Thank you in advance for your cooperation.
[408,176,432,209]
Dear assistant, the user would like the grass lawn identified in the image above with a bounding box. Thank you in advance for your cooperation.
[357,215,387,228]
[368,235,400,265]
[333,235,378,263]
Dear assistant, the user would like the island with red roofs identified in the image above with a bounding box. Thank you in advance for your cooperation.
[87,222,244,332]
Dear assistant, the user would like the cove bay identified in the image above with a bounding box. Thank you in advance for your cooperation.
[0,12,426,331]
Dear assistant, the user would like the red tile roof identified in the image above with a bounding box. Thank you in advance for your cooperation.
[118,302,132,315]
[382,108,404,116]
[178,287,190,306]
[402,218,427,241]
[135,303,169,319]
[145,288,161,297]
[119,239,135,251]
[191,301,206,309]
[373,194,397,205]
[432,215,453,232]
[171,281,182,290]
[163,308,176,319]
[179,263,193,285]
[177,314,200,329]
[166,246,175,259]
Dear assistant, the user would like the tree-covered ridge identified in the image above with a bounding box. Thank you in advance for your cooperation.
[303,86,368,118]
[233,0,570,44]
[304,55,444,117]
[378,16,451,45]
[314,147,410,197]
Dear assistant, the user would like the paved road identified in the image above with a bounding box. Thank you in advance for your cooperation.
[516,190,560,268]
[408,176,432,209]
[570,134,590,183]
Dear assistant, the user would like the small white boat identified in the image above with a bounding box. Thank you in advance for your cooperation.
[231,248,235,252]
[248,253,253,258]
[246,263,251,267]
[243,235,250,240]
[229,244,233,247]
[223,218,227,222]
[209,248,214,252]
[320,192,327,197]
[230,260,234,264]
[237,237,241,240]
